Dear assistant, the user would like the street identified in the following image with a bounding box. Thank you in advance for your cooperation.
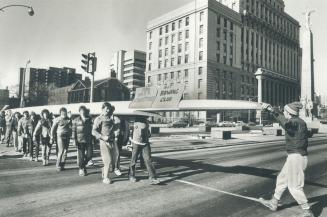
[0,134,327,217]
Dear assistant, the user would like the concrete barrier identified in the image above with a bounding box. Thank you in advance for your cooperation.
[198,126,211,132]
[211,128,232,139]
[262,128,283,136]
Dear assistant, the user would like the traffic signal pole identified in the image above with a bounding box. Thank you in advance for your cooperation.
[90,73,94,103]
[81,52,96,103]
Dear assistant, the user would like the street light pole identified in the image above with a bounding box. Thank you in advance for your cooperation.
[20,60,31,108]
[0,4,34,16]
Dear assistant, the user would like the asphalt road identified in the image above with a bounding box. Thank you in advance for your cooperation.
[0,135,327,217]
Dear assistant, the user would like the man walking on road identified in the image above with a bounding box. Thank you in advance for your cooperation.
[72,105,93,177]
[18,111,34,160]
[259,102,314,217]
[51,107,72,172]
[92,102,118,184]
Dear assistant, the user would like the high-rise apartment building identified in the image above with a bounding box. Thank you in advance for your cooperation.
[145,0,301,120]
[109,50,146,93]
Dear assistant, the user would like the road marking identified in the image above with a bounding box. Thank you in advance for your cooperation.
[176,179,260,203]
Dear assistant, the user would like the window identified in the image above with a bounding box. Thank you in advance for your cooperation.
[149,31,152,39]
[158,61,162,69]
[185,42,189,51]
[230,32,233,43]
[198,79,202,88]
[185,69,189,78]
[178,56,182,64]
[230,58,233,66]
[178,44,182,53]
[159,50,162,58]
[230,22,234,31]
[200,11,204,21]
[185,30,189,38]
[198,67,203,75]
[199,25,204,34]
[171,58,175,66]
[185,54,189,63]
[216,28,221,38]
[224,18,228,28]
[178,32,182,41]
[171,34,175,43]
[165,36,169,45]
[159,38,162,47]
[149,42,152,50]
[164,73,168,80]
[199,38,203,48]
[172,22,175,31]
[223,44,227,53]
[165,48,168,56]
[171,46,175,55]
[224,30,227,40]
[159,27,163,35]
[164,59,168,67]
[185,17,189,26]
[148,76,151,83]
[148,63,151,71]
[223,56,227,64]
[177,71,181,79]
[217,41,220,50]
[217,15,221,25]
[178,20,182,28]
[216,53,220,62]
[165,25,169,33]
[199,51,203,60]
[148,53,152,60]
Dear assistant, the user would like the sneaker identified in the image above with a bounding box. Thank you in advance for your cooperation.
[114,169,122,176]
[56,167,62,172]
[129,176,137,183]
[35,158,39,162]
[87,160,94,167]
[149,178,160,185]
[79,169,86,176]
[42,160,46,166]
[259,197,278,211]
[29,157,33,161]
[103,178,112,184]
[298,209,314,217]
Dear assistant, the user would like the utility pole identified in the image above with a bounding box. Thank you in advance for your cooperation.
[20,60,31,108]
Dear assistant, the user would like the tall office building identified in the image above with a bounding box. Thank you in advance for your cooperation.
[145,0,301,120]
[109,50,146,93]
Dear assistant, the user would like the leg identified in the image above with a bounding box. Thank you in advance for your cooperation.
[77,142,87,169]
[35,138,40,161]
[5,128,12,146]
[142,144,157,179]
[22,138,27,155]
[129,144,141,179]
[12,131,18,151]
[61,137,69,168]
[56,137,64,170]
[287,155,310,209]
[28,137,34,159]
[86,139,93,163]
[99,141,112,179]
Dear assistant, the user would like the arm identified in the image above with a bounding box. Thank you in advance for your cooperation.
[72,119,77,142]
[92,117,102,140]
[50,118,59,140]
[17,120,22,136]
[33,121,41,140]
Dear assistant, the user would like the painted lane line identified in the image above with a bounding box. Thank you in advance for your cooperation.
[176,179,260,203]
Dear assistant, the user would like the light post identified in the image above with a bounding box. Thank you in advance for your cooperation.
[20,60,31,108]
[0,4,34,16]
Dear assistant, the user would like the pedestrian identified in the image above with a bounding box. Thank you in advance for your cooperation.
[11,112,20,152]
[72,105,93,176]
[51,107,72,172]
[0,111,6,143]
[30,112,40,161]
[92,102,118,184]
[259,102,314,217]
[17,111,34,160]
[33,109,52,166]
[4,110,14,147]
[129,116,160,185]
[14,112,23,152]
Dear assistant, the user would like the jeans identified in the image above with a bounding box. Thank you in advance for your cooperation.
[41,137,51,162]
[56,136,70,169]
[22,137,32,155]
[86,139,93,162]
[129,143,156,179]
[77,142,87,170]
[274,154,309,209]
[12,131,18,150]
[99,140,113,179]
[5,128,12,145]
[113,140,122,170]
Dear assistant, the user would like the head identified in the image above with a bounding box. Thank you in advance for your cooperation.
[41,109,50,119]
[1,111,5,117]
[283,102,303,120]
[23,111,29,118]
[79,105,88,117]
[14,112,21,119]
[59,107,68,118]
[6,110,12,116]
[30,112,36,119]
[102,102,115,117]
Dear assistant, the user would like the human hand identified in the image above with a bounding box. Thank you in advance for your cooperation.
[261,103,273,112]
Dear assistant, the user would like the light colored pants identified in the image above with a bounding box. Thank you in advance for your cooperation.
[56,136,70,169]
[12,131,18,149]
[274,154,309,209]
[99,140,113,179]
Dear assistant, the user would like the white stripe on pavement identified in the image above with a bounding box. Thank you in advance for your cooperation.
[176,179,260,203]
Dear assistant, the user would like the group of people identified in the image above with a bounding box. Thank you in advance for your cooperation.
[2,102,160,185]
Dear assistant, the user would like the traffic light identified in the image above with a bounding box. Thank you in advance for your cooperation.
[81,53,90,73]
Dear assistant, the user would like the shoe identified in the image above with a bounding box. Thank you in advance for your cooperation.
[149,178,160,185]
[87,160,94,166]
[45,160,49,165]
[129,176,137,183]
[29,157,33,161]
[103,178,112,184]
[114,169,122,176]
[79,169,86,176]
[298,209,314,217]
[42,160,46,166]
[56,167,62,172]
[259,197,278,211]
[35,158,39,162]
[15,148,18,152]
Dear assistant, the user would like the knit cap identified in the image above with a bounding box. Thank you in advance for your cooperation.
[284,102,303,116]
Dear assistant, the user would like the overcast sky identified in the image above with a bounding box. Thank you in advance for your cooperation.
[0,0,326,95]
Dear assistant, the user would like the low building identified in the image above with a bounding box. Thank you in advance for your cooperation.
[48,85,74,105]
[0,88,9,109]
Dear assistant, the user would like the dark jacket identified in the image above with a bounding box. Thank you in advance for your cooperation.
[34,118,52,139]
[271,110,308,156]
[72,116,92,143]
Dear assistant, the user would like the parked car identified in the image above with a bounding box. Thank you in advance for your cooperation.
[168,120,188,128]
[199,121,218,127]
[217,121,234,127]
[247,122,256,127]
[235,121,246,126]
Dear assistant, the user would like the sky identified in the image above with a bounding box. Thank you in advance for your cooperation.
[0,0,326,95]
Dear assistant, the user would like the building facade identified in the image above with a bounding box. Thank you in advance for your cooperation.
[109,50,146,93]
[145,0,301,121]
[0,88,9,109]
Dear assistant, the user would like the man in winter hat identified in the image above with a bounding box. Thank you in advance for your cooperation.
[259,102,314,217]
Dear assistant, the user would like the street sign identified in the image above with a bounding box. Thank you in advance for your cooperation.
[129,87,158,109]
[152,84,185,109]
